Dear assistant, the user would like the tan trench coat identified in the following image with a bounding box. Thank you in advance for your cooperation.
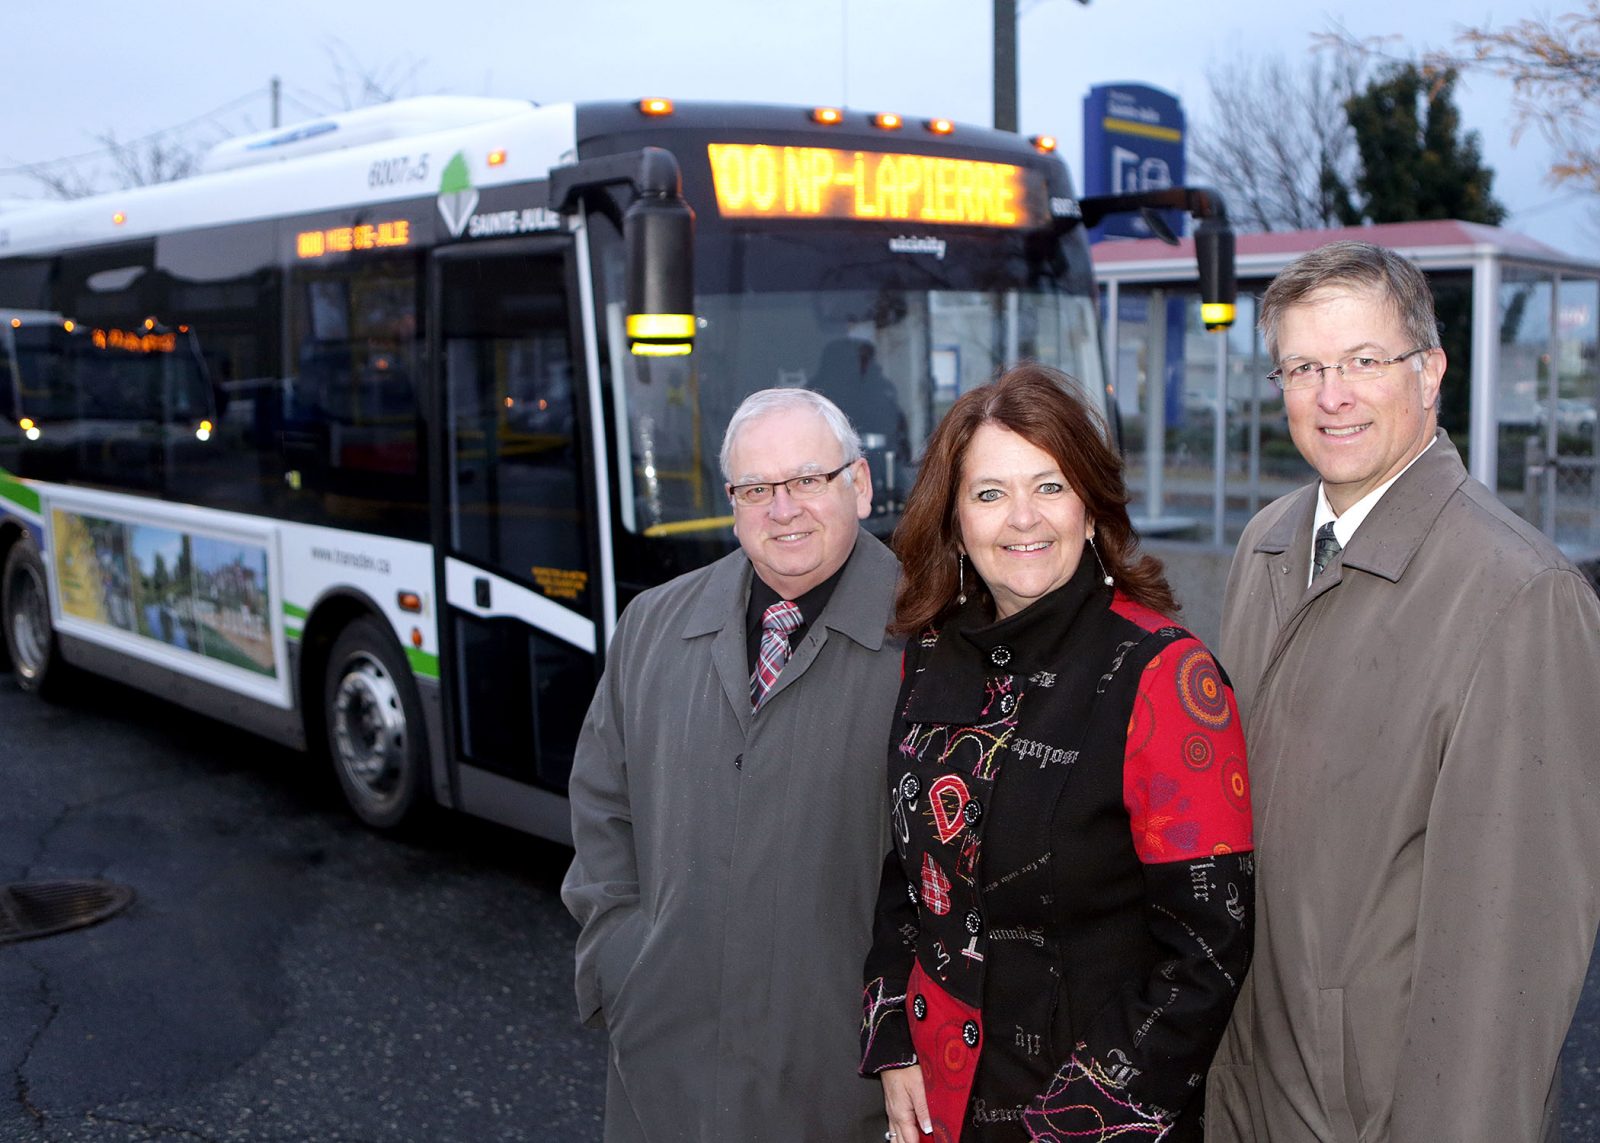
[1206,434,1600,1142]
[561,531,902,1143]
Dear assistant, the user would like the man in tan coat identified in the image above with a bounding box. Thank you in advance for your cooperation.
[1206,241,1600,1141]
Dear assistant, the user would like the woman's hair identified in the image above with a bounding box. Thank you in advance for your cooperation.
[891,363,1177,634]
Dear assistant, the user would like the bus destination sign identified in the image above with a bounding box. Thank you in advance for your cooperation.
[707,144,1044,228]
[295,219,413,259]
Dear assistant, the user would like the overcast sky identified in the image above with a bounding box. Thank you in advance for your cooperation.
[3,0,1594,257]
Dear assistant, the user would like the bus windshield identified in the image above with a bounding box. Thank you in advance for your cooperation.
[605,238,1105,539]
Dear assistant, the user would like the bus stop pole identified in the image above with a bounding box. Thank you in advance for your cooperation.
[1212,329,1229,543]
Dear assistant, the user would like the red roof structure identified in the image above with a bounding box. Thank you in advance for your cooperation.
[1092,219,1589,279]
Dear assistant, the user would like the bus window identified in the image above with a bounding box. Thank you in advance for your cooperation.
[159,221,284,515]
[285,254,428,539]
[606,287,1106,538]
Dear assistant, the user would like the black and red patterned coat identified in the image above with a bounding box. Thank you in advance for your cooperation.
[860,557,1254,1141]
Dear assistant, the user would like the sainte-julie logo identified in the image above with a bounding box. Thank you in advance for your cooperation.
[436,152,479,239]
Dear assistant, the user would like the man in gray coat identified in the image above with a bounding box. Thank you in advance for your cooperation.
[1206,241,1600,1142]
[562,388,902,1142]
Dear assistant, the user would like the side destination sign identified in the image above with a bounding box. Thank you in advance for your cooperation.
[707,144,1045,228]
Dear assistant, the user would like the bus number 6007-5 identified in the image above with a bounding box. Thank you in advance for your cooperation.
[368,155,430,188]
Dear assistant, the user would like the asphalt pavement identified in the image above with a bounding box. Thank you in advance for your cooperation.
[0,670,606,1142]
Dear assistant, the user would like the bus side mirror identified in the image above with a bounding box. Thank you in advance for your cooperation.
[1077,186,1237,331]
[548,146,697,357]
[1194,217,1236,331]
[625,166,696,358]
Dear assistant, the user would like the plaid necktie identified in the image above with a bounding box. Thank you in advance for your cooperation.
[1312,521,1342,578]
[751,600,802,709]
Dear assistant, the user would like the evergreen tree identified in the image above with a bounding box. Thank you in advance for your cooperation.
[1334,63,1507,225]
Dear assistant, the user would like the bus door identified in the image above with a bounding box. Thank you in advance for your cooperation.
[432,238,600,806]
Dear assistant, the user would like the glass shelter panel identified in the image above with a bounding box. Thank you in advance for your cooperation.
[1114,284,1311,545]
[1493,265,1600,558]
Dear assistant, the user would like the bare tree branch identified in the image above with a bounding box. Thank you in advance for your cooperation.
[1456,1,1600,193]
[1189,48,1363,232]
[1320,7,1600,196]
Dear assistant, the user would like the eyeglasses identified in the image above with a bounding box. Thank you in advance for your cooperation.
[727,462,853,507]
[1268,347,1430,391]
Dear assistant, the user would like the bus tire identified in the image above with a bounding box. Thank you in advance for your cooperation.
[323,616,428,830]
[3,538,64,698]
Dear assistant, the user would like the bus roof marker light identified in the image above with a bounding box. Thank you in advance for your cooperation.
[873,113,903,130]
[811,107,843,125]
[639,98,674,116]
[1031,134,1057,153]
[112,211,126,226]
[8,318,19,329]
[487,149,508,167]
[927,118,954,135]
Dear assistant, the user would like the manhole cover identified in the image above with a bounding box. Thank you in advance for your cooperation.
[0,880,135,945]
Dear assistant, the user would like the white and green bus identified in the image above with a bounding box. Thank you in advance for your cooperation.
[0,95,1232,840]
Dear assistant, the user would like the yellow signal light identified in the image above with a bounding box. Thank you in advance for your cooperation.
[1201,303,1237,330]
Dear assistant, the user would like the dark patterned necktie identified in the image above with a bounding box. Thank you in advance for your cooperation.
[1312,521,1342,578]
[751,601,802,709]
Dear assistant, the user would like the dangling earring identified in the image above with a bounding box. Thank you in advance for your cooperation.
[957,553,968,606]
[1088,533,1113,588]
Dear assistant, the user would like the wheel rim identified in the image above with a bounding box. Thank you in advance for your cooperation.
[330,653,407,807]
[8,563,49,679]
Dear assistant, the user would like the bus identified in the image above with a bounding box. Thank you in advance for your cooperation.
[0,95,1233,841]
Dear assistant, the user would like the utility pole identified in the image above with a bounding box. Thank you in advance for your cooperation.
[993,0,1018,133]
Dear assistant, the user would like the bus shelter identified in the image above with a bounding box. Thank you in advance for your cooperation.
[1093,221,1600,593]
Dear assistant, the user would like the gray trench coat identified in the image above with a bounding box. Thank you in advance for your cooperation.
[561,531,902,1143]
[1206,434,1600,1142]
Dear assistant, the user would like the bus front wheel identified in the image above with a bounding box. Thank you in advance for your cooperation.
[323,617,427,830]
[3,539,64,697]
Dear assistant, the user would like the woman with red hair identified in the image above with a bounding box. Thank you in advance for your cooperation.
[860,364,1253,1142]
